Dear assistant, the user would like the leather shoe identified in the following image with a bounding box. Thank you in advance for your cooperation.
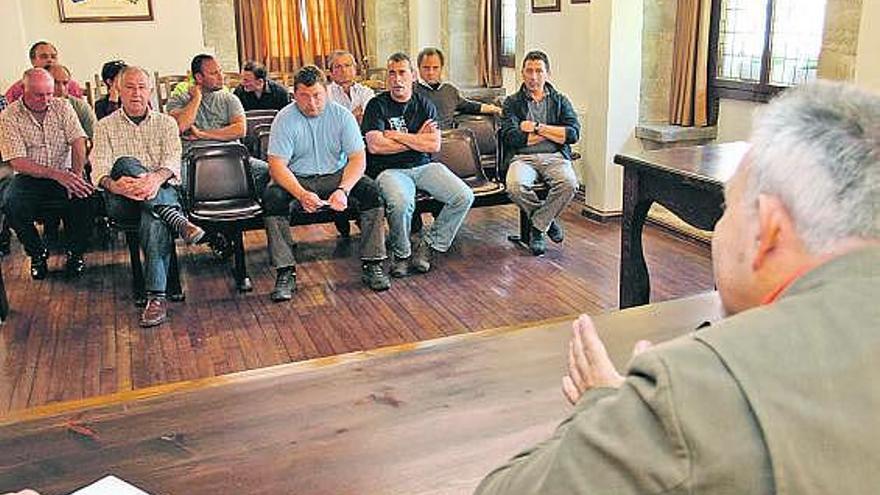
[30,251,49,280]
[182,222,206,245]
[271,268,296,301]
[547,219,565,244]
[390,256,410,278]
[65,252,85,278]
[362,262,391,291]
[411,237,433,274]
[528,227,546,256]
[140,296,168,327]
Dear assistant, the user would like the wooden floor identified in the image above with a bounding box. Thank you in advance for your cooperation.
[0,204,713,415]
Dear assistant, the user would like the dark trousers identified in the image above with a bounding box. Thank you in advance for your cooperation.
[263,171,386,269]
[104,157,182,294]
[3,174,92,257]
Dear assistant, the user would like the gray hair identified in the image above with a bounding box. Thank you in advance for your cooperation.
[327,50,354,70]
[746,81,880,253]
[22,67,53,87]
[118,65,153,88]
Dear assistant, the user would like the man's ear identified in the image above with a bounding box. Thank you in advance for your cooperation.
[752,194,790,271]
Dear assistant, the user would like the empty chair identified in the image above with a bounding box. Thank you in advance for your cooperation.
[154,73,189,113]
[433,128,506,208]
[244,113,276,157]
[454,114,499,178]
[184,143,263,292]
[254,122,273,161]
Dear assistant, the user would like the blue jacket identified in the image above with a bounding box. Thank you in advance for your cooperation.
[499,82,580,161]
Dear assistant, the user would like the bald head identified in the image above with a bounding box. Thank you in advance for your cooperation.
[22,68,55,112]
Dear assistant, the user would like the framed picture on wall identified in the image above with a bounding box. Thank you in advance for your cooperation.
[57,0,154,23]
[532,0,561,13]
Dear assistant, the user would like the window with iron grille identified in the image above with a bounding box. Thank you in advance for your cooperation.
[710,0,826,102]
[500,0,516,68]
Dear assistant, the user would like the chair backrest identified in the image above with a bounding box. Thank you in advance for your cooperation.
[245,109,279,119]
[434,129,486,181]
[245,114,276,156]
[254,123,273,161]
[154,73,189,113]
[185,143,256,204]
[454,114,497,158]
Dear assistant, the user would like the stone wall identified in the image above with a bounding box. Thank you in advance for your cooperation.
[199,0,240,71]
[818,0,863,81]
[366,0,410,69]
[640,0,676,123]
[446,0,482,86]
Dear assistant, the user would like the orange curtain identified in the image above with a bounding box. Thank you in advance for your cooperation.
[235,0,364,73]
[669,0,711,127]
[479,0,503,87]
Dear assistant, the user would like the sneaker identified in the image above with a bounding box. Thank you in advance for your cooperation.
[270,268,296,302]
[362,262,391,291]
[182,222,206,245]
[547,219,565,244]
[65,252,85,277]
[411,237,433,274]
[139,296,168,327]
[390,256,410,278]
[30,250,49,280]
[528,227,546,256]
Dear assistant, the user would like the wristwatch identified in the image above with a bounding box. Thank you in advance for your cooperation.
[335,186,349,197]
[534,123,541,134]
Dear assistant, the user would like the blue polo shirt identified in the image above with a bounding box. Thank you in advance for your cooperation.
[267,101,364,176]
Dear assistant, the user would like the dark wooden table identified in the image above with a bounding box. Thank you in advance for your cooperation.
[615,142,747,308]
[0,292,723,495]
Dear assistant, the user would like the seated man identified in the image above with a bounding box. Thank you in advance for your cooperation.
[47,64,97,141]
[476,81,880,494]
[166,54,269,196]
[5,41,83,103]
[263,65,390,301]
[94,59,127,120]
[233,60,291,111]
[362,52,474,277]
[414,47,501,130]
[91,66,205,328]
[0,68,94,279]
[500,50,580,256]
[326,50,374,124]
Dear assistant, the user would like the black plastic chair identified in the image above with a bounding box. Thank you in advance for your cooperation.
[434,128,507,208]
[454,114,499,178]
[254,123,273,161]
[108,216,183,307]
[244,114,276,157]
[184,143,263,292]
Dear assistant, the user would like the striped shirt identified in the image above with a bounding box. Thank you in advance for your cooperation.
[89,109,182,184]
[0,97,85,170]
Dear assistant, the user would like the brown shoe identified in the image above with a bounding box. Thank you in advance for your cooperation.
[140,297,168,327]
[182,222,205,245]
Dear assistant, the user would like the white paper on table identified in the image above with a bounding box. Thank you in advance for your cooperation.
[68,475,152,495]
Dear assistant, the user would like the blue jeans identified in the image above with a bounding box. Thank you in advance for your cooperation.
[104,157,181,294]
[377,162,474,258]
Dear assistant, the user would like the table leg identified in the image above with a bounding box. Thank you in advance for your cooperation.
[619,167,653,308]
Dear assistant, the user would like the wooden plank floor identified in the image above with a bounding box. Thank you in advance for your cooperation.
[0,293,724,495]
[0,204,713,415]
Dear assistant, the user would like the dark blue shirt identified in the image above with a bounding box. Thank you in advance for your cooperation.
[361,91,438,178]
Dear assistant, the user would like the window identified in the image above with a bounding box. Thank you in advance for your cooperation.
[710,0,826,102]
[500,0,516,67]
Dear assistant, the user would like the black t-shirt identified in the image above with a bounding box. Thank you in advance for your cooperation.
[233,78,291,111]
[361,91,438,177]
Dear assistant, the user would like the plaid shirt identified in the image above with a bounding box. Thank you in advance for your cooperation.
[89,108,182,184]
[0,97,85,170]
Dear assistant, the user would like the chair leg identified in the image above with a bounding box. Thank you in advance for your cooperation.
[125,231,147,306]
[333,217,351,238]
[507,208,532,250]
[231,230,253,293]
[167,245,184,302]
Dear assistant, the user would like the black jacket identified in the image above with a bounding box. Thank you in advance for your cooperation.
[499,82,580,160]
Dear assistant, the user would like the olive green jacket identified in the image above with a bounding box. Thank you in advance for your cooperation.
[476,247,880,495]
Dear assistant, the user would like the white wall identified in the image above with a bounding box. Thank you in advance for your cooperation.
[409,0,441,59]
[1,0,205,91]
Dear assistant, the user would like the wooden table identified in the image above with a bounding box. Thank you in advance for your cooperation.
[0,292,723,495]
[615,142,747,308]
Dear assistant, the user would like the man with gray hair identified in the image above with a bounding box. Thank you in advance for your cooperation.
[91,66,204,328]
[0,67,94,279]
[476,81,880,494]
[326,50,374,125]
